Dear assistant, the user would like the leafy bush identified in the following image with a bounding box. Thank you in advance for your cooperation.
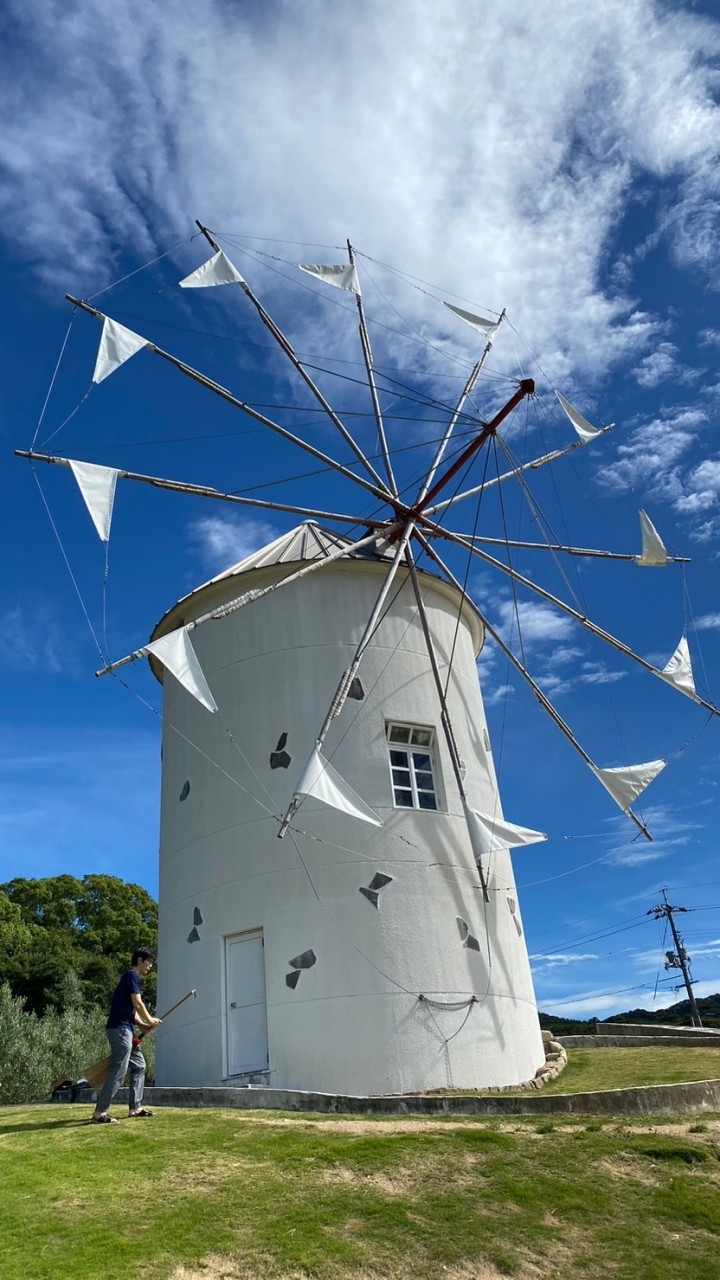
[0,984,108,1104]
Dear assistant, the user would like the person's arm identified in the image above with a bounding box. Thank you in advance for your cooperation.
[131,992,162,1029]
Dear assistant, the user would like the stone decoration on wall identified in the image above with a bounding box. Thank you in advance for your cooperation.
[456,916,481,952]
[270,732,292,770]
[359,872,393,908]
[286,948,317,989]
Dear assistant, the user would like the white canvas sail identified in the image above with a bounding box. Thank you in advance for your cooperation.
[555,390,601,441]
[466,808,547,855]
[93,317,149,384]
[636,510,668,567]
[179,249,246,289]
[442,301,501,340]
[297,263,361,295]
[591,759,666,811]
[294,747,381,826]
[68,459,119,542]
[144,627,217,714]
[660,635,695,696]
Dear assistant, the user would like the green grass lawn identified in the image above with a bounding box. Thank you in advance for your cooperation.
[2,1048,720,1280]
[541,1046,720,1094]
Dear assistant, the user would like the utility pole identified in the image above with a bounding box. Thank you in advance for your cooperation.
[648,890,703,1028]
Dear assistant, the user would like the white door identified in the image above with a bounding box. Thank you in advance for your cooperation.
[225,931,269,1075]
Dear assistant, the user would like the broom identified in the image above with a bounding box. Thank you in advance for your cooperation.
[80,989,197,1093]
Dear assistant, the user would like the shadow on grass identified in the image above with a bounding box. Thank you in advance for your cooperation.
[0,1118,99,1135]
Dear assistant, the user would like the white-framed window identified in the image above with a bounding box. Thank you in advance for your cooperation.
[386,722,440,811]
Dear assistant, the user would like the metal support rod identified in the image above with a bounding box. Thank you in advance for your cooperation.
[425,426,615,518]
[65,295,395,512]
[405,551,489,900]
[277,521,417,837]
[413,316,503,513]
[419,516,718,716]
[414,528,654,842]
[195,222,389,494]
[14,449,388,529]
[95,524,400,678]
[347,239,398,497]
[411,379,535,516]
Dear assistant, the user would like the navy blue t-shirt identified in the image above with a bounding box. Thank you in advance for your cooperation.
[106,968,141,1030]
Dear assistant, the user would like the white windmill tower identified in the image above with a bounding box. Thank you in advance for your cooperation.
[17,221,718,1094]
[148,519,546,1093]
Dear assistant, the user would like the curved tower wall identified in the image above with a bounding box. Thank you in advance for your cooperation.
[155,556,544,1094]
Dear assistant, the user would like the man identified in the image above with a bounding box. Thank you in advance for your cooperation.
[90,947,162,1124]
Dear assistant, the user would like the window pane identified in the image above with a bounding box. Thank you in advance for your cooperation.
[415,771,434,790]
[392,768,411,787]
[410,728,432,746]
[388,725,410,743]
[418,792,438,810]
[394,789,414,807]
[412,753,431,771]
[390,750,409,767]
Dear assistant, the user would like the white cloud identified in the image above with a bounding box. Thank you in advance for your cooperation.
[632,342,680,389]
[605,805,700,867]
[1,0,719,385]
[695,612,720,630]
[187,514,279,573]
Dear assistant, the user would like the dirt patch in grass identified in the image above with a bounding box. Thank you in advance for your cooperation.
[169,1259,546,1280]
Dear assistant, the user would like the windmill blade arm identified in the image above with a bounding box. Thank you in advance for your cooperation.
[423,519,719,717]
[445,532,689,563]
[278,521,417,837]
[403,549,489,898]
[413,530,654,842]
[65,296,394,510]
[15,450,384,529]
[425,425,615,519]
[96,524,400,679]
[195,224,390,495]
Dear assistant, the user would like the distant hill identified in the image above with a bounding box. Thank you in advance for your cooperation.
[539,993,720,1037]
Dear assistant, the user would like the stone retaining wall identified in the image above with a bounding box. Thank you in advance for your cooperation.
[132,1076,720,1118]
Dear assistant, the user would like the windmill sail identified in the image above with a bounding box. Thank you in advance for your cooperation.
[179,249,246,288]
[68,460,119,542]
[660,635,695,696]
[637,509,668,567]
[93,317,149,383]
[143,627,217,714]
[298,263,361,295]
[293,747,381,826]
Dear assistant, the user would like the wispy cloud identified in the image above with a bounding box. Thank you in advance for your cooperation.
[186,514,279,575]
[1,0,719,384]
[604,805,701,867]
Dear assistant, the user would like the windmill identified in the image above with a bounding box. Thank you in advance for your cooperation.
[16,222,718,1094]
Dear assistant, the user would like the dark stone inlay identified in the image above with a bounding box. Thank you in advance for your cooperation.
[456,917,469,941]
[348,678,365,700]
[179,780,191,801]
[289,949,317,971]
[286,970,301,990]
[270,731,292,770]
[187,926,201,943]
[193,907,203,926]
[360,872,393,907]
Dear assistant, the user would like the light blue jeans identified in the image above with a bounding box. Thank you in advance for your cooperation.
[94,1025,146,1114]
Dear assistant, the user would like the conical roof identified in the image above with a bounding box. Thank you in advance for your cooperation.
[197,521,358,589]
[152,519,483,654]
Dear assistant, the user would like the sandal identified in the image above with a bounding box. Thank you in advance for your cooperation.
[128,1108,154,1118]
[90,1114,117,1124]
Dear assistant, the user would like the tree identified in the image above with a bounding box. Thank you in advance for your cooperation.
[0,874,158,1013]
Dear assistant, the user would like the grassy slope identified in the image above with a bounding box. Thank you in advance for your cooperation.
[2,1049,720,1280]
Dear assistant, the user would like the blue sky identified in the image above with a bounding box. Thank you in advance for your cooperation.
[2,0,720,1019]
